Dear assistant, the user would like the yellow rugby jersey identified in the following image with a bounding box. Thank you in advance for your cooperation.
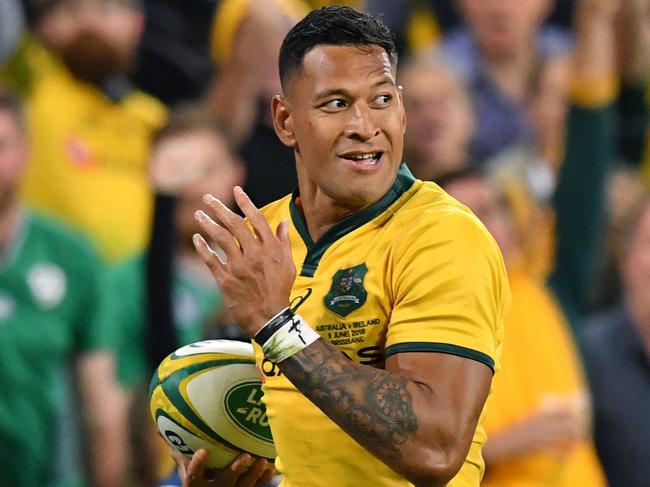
[253,165,510,487]
[4,36,166,261]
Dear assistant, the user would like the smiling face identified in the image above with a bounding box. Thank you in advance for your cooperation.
[273,44,406,210]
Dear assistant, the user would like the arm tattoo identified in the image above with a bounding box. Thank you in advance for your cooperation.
[279,340,418,460]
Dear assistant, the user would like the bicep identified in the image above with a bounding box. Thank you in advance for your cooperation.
[386,352,493,446]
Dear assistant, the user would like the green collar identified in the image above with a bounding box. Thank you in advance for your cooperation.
[290,164,416,277]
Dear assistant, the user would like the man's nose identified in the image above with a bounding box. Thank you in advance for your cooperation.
[343,103,380,141]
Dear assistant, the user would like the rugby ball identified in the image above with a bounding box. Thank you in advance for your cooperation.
[148,340,275,469]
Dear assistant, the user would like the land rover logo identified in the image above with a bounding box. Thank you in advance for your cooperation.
[225,382,273,443]
[325,264,368,317]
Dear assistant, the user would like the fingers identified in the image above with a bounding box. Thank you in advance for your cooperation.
[236,458,274,487]
[233,187,275,242]
[179,450,273,487]
[254,467,276,487]
[216,453,252,486]
[203,194,257,250]
[275,220,292,259]
[192,233,227,277]
[169,446,193,482]
[185,449,210,487]
[275,219,289,243]
[194,211,241,263]
[196,188,286,261]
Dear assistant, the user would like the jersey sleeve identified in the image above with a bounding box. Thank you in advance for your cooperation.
[385,208,510,373]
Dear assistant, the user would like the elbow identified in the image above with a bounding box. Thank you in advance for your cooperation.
[403,447,466,487]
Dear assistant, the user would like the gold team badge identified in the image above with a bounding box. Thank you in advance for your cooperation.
[324,264,368,317]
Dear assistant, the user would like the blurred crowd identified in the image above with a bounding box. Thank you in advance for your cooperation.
[0,0,648,486]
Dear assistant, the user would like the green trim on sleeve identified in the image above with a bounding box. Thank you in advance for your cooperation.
[384,342,495,373]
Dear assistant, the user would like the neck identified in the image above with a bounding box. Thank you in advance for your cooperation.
[297,189,365,242]
[482,38,538,103]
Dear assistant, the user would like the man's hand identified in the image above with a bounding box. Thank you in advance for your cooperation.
[193,186,296,336]
[484,393,590,465]
[174,448,275,487]
[514,400,589,454]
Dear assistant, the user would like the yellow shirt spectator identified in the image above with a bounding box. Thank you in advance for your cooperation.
[483,269,607,487]
[3,36,166,261]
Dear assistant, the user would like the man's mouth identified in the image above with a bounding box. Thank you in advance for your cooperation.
[340,151,383,166]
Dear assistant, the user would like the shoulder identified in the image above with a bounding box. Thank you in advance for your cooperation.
[25,212,104,295]
[122,90,168,129]
[389,181,510,305]
[28,211,99,260]
[393,181,497,252]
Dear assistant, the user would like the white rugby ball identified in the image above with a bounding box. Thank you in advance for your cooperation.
[148,340,275,469]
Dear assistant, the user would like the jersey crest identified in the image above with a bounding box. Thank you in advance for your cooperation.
[324,264,368,317]
[28,263,66,309]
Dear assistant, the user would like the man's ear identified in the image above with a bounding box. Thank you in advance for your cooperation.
[272,95,297,149]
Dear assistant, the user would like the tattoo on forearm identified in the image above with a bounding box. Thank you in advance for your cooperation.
[280,340,418,460]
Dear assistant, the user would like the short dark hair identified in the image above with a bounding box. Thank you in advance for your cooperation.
[279,6,398,89]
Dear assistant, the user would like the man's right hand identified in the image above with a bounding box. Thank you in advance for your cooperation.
[173,448,275,487]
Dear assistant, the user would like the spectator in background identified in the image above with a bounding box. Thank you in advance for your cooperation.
[401,53,475,181]
[1,0,166,262]
[589,0,650,310]
[97,107,245,486]
[442,169,607,487]
[418,0,618,327]
[0,89,126,487]
[441,143,609,485]
[583,194,650,487]
[442,0,571,165]
[0,0,25,66]
[433,0,622,484]
[207,0,305,207]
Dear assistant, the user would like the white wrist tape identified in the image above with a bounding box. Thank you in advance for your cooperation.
[257,312,320,363]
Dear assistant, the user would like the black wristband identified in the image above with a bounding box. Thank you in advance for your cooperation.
[253,308,295,346]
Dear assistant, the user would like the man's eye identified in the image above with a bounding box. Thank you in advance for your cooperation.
[373,94,392,106]
[324,99,347,109]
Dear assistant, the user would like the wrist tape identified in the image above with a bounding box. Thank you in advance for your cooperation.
[254,307,320,363]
